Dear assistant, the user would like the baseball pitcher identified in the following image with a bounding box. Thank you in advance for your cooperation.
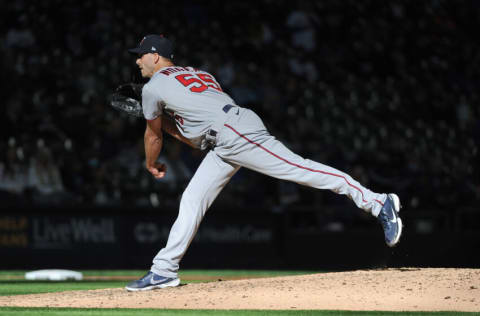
[114,35,402,291]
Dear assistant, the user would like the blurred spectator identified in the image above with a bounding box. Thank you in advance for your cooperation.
[27,139,71,206]
[5,14,35,49]
[0,138,29,206]
[285,2,318,52]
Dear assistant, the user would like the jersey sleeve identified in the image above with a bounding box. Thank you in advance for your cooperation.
[142,84,164,120]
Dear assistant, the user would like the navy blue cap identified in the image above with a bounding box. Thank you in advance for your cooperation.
[128,34,174,59]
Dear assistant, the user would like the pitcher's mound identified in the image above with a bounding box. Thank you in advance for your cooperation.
[1,268,479,311]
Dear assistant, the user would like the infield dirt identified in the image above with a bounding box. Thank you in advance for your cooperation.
[1,268,479,312]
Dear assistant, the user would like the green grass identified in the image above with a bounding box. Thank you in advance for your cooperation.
[0,280,125,296]
[0,307,477,316]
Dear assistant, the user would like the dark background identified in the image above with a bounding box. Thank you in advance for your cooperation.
[0,0,479,270]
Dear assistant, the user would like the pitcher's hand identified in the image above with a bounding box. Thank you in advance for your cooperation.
[147,162,167,179]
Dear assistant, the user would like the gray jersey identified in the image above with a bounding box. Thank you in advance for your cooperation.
[142,66,235,148]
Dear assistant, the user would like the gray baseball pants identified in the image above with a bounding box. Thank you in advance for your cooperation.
[151,108,386,278]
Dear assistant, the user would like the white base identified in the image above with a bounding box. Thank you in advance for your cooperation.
[25,269,83,281]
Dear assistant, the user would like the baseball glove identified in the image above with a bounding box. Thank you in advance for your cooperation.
[110,83,144,117]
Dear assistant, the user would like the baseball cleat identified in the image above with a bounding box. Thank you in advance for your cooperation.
[377,193,403,247]
[125,271,180,292]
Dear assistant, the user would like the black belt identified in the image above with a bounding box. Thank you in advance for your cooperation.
[222,104,238,114]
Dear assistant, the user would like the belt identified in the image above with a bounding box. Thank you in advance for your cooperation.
[202,104,239,150]
[222,104,236,114]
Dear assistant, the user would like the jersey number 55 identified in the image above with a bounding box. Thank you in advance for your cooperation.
[175,73,223,93]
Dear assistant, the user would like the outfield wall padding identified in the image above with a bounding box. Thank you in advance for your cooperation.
[0,206,478,269]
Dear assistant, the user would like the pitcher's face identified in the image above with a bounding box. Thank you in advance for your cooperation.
[136,53,157,78]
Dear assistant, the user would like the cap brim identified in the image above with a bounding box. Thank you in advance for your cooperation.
[128,48,142,54]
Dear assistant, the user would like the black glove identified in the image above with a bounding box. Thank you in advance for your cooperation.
[110,83,144,117]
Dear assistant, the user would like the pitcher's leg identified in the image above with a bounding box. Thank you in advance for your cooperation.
[218,124,386,215]
[151,151,240,278]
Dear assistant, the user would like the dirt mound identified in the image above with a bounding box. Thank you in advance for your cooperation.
[1,268,479,311]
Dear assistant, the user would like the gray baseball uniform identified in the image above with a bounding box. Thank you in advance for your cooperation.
[142,66,387,278]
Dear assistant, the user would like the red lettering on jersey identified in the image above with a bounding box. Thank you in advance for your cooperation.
[175,73,223,93]
[197,73,223,92]
[175,74,208,92]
